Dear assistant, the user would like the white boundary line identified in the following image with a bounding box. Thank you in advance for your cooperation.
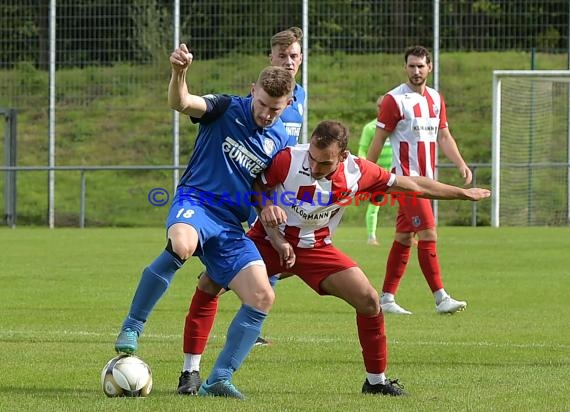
[1,329,569,350]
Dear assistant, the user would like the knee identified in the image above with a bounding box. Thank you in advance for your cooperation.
[170,240,194,261]
[356,289,380,316]
[167,224,198,260]
[395,232,415,246]
[253,286,275,312]
[416,228,437,242]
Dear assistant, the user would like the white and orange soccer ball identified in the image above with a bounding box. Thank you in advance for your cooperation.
[101,354,153,397]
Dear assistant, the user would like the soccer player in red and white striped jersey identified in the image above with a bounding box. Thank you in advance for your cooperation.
[181,120,489,397]
[367,45,473,315]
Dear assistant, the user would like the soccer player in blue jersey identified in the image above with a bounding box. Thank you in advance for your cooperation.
[272,26,305,146]
[114,43,295,399]
[177,29,305,377]
[244,27,305,228]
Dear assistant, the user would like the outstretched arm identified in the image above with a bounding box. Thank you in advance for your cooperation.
[389,175,490,201]
[168,43,208,117]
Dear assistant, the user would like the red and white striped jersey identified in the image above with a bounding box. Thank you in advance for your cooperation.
[377,83,448,179]
[249,144,396,248]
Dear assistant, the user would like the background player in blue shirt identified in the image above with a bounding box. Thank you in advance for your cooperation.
[114,43,295,399]
[272,26,305,147]
[179,28,306,371]
[245,27,305,228]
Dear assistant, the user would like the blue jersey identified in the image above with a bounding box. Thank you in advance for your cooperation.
[244,83,306,228]
[281,83,306,145]
[178,94,290,222]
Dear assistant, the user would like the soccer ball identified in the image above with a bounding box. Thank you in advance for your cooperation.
[101,354,153,397]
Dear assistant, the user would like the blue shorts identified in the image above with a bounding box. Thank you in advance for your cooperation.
[166,191,265,289]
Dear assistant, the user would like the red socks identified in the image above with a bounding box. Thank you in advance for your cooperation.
[383,240,444,294]
[382,240,411,295]
[183,287,219,354]
[417,240,444,292]
[356,313,386,374]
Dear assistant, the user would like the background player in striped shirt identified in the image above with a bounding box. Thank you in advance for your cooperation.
[367,45,472,315]
[181,120,490,398]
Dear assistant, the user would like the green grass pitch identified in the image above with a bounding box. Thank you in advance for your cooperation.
[1,226,569,411]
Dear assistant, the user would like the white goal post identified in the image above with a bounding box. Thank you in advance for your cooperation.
[492,70,570,227]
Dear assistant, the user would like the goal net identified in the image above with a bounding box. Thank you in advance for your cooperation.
[492,70,570,227]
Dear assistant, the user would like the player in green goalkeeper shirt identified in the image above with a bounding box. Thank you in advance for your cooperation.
[357,96,393,246]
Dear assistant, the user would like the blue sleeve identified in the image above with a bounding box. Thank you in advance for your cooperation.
[189,94,232,124]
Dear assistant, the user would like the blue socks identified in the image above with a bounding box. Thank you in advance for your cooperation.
[121,250,184,334]
[206,304,267,383]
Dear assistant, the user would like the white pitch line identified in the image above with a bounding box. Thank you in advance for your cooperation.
[1,329,569,350]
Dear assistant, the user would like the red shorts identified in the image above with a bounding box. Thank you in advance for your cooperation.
[249,233,358,295]
[395,196,435,232]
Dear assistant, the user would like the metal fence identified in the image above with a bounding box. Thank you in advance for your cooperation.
[1,0,569,227]
[0,162,491,228]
